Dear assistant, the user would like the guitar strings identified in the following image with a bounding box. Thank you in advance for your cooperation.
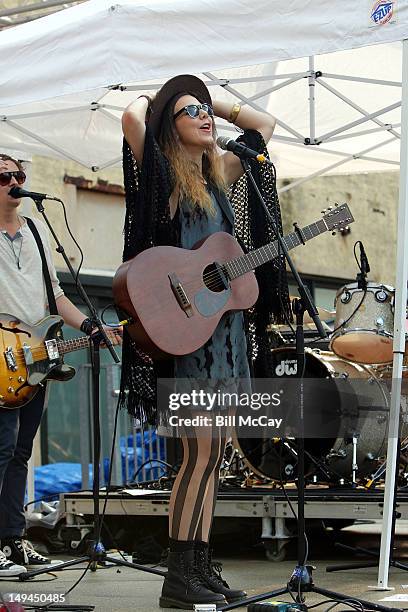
[181,241,281,291]
[163,215,343,291]
[10,340,90,366]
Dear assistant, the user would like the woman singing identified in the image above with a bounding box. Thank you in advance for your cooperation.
[120,74,289,609]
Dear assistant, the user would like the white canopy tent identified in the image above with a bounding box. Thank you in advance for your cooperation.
[0,0,408,591]
[0,45,403,185]
[0,0,405,182]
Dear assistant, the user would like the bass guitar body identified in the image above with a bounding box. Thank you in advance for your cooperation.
[0,314,74,409]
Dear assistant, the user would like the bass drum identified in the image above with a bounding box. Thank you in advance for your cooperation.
[235,348,389,483]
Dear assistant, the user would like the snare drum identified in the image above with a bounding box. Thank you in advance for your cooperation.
[330,282,394,364]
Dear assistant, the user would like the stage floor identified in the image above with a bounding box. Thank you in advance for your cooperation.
[4,545,408,612]
[61,486,408,522]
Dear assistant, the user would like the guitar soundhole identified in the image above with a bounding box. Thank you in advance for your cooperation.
[203,263,229,293]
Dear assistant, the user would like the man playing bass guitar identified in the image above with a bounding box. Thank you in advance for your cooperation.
[0,154,121,576]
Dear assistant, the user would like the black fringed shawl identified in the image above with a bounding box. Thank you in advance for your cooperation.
[120,125,290,422]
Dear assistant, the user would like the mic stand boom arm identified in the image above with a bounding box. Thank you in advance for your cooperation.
[238,158,327,340]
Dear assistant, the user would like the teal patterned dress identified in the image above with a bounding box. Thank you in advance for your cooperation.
[174,191,251,387]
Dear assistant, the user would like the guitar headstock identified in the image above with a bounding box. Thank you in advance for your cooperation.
[322,203,354,233]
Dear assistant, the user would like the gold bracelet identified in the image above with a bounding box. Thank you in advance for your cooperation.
[228,103,241,124]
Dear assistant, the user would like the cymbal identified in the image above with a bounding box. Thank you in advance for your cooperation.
[268,297,335,331]
[302,309,335,325]
[289,296,335,323]
[269,320,333,333]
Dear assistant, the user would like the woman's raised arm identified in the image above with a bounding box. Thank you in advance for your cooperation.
[121,96,151,166]
[213,100,276,186]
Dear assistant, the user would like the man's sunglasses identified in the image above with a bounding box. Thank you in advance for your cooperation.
[0,171,26,186]
[173,103,214,120]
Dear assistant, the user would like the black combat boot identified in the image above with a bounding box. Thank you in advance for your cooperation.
[195,540,247,603]
[160,542,226,610]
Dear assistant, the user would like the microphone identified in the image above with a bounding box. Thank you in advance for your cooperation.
[9,186,61,202]
[359,242,370,276]
[216,136,273,166]
[356,241,370,289]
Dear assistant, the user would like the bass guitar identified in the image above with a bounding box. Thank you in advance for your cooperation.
[113,204,354,359]
[0,314,90,409]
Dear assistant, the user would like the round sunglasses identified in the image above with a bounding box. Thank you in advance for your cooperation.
[173,103,214,120]
[0,171,26,187]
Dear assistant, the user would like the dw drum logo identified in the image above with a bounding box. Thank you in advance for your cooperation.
[370,0,395,25]
[275,359,298,377]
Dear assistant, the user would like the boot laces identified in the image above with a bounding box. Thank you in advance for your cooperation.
[186,564,206,592]
[208,554,229,588]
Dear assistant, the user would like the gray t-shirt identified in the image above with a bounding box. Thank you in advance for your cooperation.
[0,216,64,325]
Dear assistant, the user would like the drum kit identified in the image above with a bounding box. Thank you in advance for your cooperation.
[235,282,408,488]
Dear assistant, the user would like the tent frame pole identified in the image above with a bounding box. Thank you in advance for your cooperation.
[1,64,400,173]
[308,56,316,144]
[376,36,408,590]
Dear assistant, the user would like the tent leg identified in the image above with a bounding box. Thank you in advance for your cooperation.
[375,37,408,591]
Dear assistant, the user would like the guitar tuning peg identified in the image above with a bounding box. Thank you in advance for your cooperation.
[321,209,326,214]
[327,206,333,211]
[332,231,337,236]
[335,202,339,207]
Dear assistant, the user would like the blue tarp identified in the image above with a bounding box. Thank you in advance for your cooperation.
[33,431,166,501]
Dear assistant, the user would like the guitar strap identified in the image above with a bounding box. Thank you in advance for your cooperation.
[25,217,58,315]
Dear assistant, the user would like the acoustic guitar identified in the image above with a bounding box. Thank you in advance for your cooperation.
[113,204,354,359]
[0,314,90,409]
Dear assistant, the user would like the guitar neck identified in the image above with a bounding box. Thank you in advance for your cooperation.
[58,336,90,355]
[225,218,328,280]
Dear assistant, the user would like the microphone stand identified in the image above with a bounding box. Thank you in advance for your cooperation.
[20,196,166,596]
[218,159,399,612]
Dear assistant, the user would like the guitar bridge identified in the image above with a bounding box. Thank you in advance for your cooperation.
[22,343,34,365]
[168,273,194,317]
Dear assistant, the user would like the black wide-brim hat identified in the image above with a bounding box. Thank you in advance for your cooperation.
[148,74,212,138]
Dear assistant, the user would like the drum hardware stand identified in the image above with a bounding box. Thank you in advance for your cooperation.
[365,439,408,489]
[326,435,408,574]
[19,194,166,592]
[342,432,360,487]
[218,159,399,612]
[220,444,247,483]
[276,438,334,484]
[295,441,334,484]
[352,435,359,486]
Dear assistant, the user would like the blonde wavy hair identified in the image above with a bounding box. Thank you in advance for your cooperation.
[158,94,226,214]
